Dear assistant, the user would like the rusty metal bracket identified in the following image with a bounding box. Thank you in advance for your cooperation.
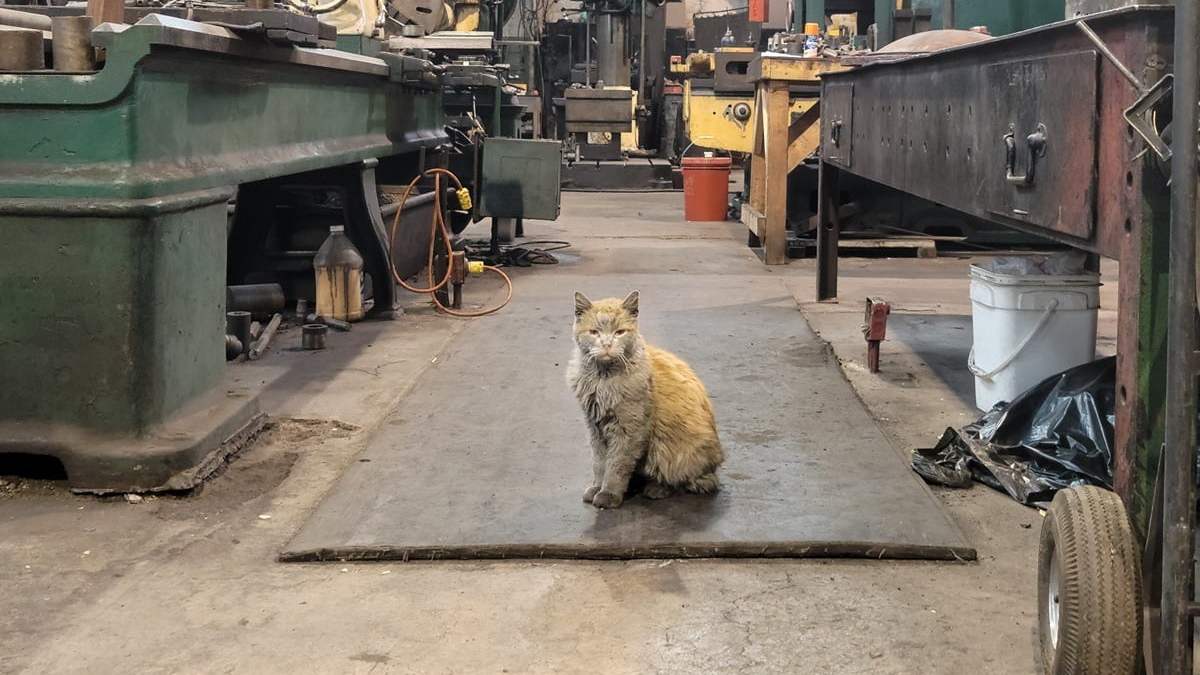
[1125,74,1174,164]
[863,298,891,374]
[1077,19,1174,163]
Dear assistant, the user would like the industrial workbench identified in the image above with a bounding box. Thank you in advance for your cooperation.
[815,7,1194,674]
[0,14,447,492]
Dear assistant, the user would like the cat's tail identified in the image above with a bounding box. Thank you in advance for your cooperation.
[684,472,720,494]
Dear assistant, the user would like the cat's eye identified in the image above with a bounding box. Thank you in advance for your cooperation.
[589,329,600,336]
[615,330,628,336]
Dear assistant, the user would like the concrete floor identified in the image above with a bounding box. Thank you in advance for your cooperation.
[0,192,1119,674]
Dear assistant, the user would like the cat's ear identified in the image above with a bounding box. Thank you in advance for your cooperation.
[574,292,592,317]
[622,290,640,317]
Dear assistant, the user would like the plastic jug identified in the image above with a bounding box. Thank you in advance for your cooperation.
[313,225,365,322]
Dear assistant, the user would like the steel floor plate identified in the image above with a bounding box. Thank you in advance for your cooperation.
[282,231,973,562]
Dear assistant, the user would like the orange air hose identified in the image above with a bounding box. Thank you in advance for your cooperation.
[388,168,513,317]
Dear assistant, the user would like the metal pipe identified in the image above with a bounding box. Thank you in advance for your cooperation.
[226,311,252,357]
[1161,0,1200,670]
[301,324,327,350]
[584,9,591,86]
[247,313,282,360]
[0,7,52,32]
[1077,20,1145,92]
[638,0,646,102]
[51,16,94,72]
[226,284,285,316]
[941,0,953,31]
[379,188,439,217]
[596,13,631,88]
[492,73,502,136]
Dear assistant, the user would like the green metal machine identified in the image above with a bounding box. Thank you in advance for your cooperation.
[0,14,448,492]
[793,0,1066,48]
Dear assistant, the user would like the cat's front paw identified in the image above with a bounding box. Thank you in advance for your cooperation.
[591,491,623,509]
[583,486,600,502]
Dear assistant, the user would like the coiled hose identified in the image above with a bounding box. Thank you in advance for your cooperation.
[388,168,513,317]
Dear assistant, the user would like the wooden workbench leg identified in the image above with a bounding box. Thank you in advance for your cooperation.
[761,81,790,265]
[746,87,768,248]
[816,161,840,301]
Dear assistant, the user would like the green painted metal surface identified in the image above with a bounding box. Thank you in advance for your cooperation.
[336,34,384,56]
[910,0,1066,34]
[1131,165,1171,537]
[0,16,445,200]
[0,16,449,489]
[875,0,893,46]
[479,138,563,220]
[0,190,229,433]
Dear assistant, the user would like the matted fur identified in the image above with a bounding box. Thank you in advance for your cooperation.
[566,290,724,509]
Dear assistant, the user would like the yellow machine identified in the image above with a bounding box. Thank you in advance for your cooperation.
[682,80,816,155]
[673,49,820,155]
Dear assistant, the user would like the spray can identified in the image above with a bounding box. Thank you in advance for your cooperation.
[803,22,821,58]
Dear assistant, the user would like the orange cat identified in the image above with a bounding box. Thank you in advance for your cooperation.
[566,291,724,509]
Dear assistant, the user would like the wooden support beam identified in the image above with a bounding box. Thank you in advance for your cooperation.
[787,102,823,172]
[741,203,765,243]
[760,81,790,265]
[86,0,125,26]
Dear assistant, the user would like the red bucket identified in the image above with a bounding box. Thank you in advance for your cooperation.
[680,156,732,222]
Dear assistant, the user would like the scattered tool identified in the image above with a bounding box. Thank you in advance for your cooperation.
[863,298,891,374]
[302,323,328,350]
[224,335,243,361]
[248,313,282,360]
[226,310,252,357]
[306,313,351,332]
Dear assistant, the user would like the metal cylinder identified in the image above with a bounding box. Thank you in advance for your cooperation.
[301,324,327,350]
[0,7,52,32]
[51,16,94,72]
[224,335,244,361]
[226,283,286,316]
[595,13,631,89]
[226,311,252,356]
[0,26,43,71]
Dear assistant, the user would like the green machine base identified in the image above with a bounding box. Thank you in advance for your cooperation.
[0,15,447,491]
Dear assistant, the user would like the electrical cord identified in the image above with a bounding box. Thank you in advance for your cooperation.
[388,168,513,317]
[464,239,571,267]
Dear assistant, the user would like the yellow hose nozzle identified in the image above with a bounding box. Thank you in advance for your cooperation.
[456,188,472,211]
[467,260,485,275]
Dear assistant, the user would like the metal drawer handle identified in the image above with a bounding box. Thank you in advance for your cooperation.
[831,119,843,147]
[1004,123,1047,186]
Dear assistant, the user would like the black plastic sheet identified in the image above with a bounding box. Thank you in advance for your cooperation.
[912,357,1116,507]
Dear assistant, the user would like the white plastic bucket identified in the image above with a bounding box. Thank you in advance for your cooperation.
[968,261,1100,411]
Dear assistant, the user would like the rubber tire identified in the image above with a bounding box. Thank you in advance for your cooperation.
[1038,486,1141,675]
